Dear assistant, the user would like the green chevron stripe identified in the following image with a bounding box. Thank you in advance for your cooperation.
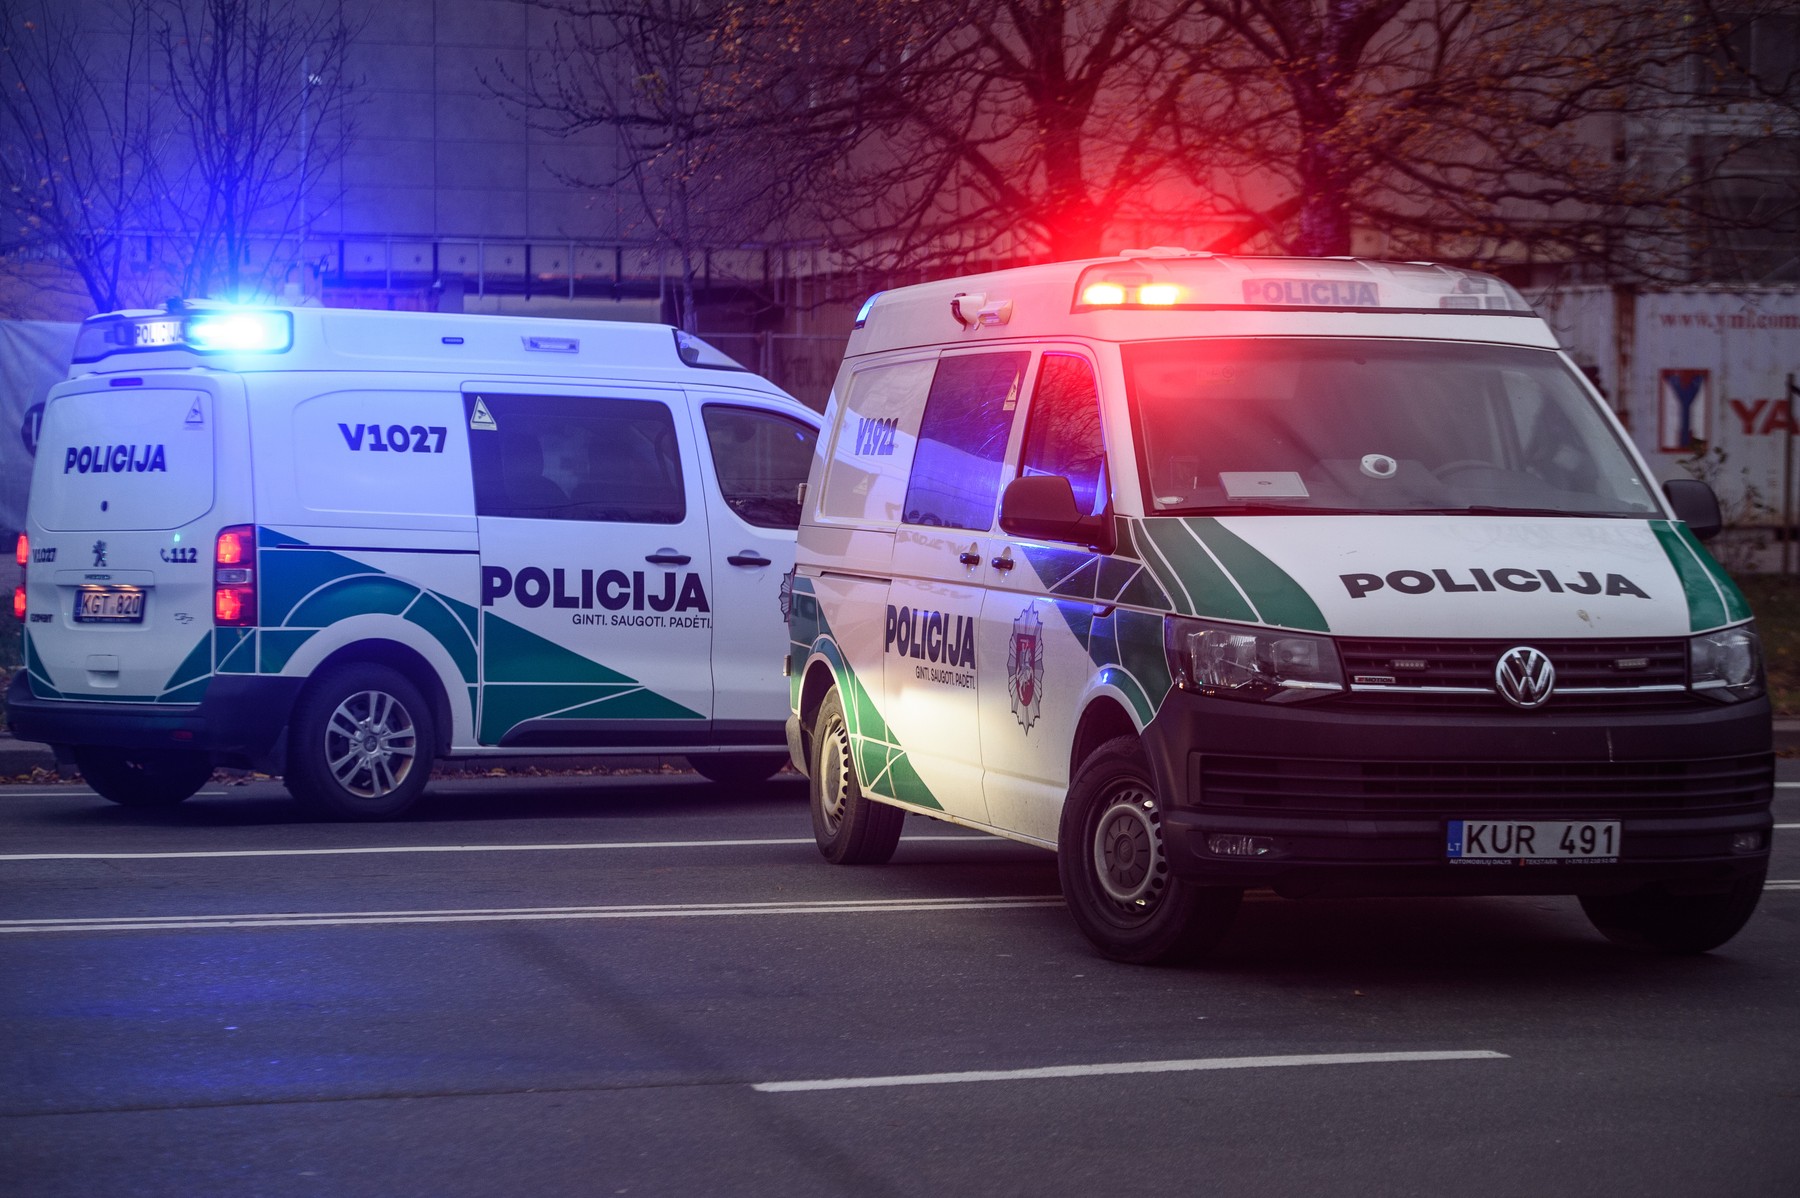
[1186,518,1329,632]
[1652,521,1731,631]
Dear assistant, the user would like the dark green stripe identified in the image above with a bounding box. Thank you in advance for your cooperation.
[1133,520,1255,622]
[1652,521,1728,631]
[1670,523,1752,623]
[1187,519,1329,632]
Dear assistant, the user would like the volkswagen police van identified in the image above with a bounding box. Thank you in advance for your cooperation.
[785,251,1773,963]
[8,303,817,817]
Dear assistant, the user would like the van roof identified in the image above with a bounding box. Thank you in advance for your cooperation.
[848,251,1554,356]
[67,303,787,393]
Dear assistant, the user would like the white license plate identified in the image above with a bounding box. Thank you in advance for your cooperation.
[1446,819,1620,863]
[74,587,145,623]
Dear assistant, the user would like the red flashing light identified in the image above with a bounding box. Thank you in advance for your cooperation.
[10,586,23,621]
[214,524,255,627]
[13,533,25,567]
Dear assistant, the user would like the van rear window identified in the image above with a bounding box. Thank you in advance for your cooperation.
[467,393,685,523]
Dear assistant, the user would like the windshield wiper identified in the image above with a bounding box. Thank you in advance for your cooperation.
[1166,504,1370,516]
[1406,506,1640,519]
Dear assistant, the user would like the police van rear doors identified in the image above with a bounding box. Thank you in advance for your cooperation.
[24,376,241,703]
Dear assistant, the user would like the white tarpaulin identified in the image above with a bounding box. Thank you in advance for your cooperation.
[0,321,78,533]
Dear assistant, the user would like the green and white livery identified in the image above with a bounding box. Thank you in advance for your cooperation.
[10,304,817,817]
[788,252,1773,964]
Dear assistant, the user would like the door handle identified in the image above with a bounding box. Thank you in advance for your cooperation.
[727,552,772,567]
[991,556,1015,571]
[958,551,981,566]
[645,550,692,566]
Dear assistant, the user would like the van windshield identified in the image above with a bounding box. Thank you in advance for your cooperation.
[1125,338,1659,518]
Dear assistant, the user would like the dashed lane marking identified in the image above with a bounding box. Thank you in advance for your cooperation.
[753,1050,1510,1093]
[0,894,1066,935]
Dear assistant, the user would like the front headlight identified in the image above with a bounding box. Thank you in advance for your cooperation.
[1690,622,1764,703]
[1165,617,1344,703]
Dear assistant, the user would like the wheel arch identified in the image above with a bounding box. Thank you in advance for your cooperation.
[1069,693,1141,783]
[299,639,455,757]
[797,655,839,767]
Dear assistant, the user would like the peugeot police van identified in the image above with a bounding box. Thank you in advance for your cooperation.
[8,303,817,818]
[785,251,1773,963]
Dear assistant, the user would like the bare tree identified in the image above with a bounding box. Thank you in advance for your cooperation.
[1179,0,1794,280]
[146,0,361,300]
[496,0,839,330]
[0,0,162,312]
[0,0,360,315]
[795,0,1225,269]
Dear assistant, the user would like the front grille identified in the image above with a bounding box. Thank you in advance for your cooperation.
[1329,636,1694,714]
[1195,752,1772,817]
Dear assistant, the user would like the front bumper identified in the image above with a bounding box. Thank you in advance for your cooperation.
[6,669,302,770]
[1143,692,1774,899]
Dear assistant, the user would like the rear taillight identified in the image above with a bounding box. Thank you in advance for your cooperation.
[214,525,255,626]
[11,533,25,621]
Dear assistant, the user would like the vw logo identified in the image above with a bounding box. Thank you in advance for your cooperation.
[1495,646,1555,709]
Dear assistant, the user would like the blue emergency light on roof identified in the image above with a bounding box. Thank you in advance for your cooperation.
[184,310,293,353]
[1071,255,1532,315]
[71,305,294,362]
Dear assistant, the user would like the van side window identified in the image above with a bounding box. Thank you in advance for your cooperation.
[701,405,818,529]
[1019,353,1108,517]
[467,393,685,523]
[902,352,1028,530]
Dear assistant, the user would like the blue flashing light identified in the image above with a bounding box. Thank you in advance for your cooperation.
[854,292,883,329]
[183,310,293,354]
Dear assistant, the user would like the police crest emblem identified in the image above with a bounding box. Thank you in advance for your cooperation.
[1008,606,1045,733]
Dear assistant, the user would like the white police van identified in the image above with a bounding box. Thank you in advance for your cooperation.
[786,251,1773,963]
[8,303,817,817]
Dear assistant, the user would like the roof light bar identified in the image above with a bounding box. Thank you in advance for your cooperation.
[184,310,293,354]
[72,306,294,362]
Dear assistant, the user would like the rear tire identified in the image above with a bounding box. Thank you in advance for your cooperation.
[1058,735,1241,965]
[689,752,788,787]
[73,746,211,808]
[1578,869,1766,954]
[286,663,434,820]
[809,687,903,864]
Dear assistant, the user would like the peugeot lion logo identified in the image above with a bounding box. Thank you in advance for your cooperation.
[1495,646,1555,709]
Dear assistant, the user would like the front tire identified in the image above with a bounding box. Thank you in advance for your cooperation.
[1579,869,1766,954]
[689,752,788,787]
[73,746,212,808]
[1058,735,1241,965]
[809,687,903,864]
[286,663,435,820]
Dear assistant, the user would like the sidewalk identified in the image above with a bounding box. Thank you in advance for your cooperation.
[3,724,1795,782]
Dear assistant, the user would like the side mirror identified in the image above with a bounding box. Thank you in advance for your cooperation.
[999,475,1113,553]
[1662,478,1722,541]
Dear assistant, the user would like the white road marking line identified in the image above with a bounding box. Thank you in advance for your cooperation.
[1766,880,1800,890]
[1776,823,1799,829]
[0,835,990,862]
[0,894,1065,935]
[1776,782,1800,789]
[753,1050,1510,1093]
[0,790,232,798]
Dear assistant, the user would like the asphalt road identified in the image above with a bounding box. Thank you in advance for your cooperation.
[1,767,1796,1197]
